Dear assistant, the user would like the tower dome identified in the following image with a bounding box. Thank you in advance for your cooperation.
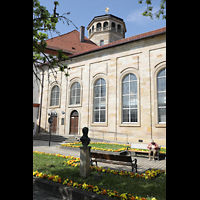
[87,14,127,46]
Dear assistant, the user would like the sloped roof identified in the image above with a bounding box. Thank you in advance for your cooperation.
[69,27,166,58]
[45,30,97,54]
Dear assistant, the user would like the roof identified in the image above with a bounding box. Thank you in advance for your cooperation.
[87,14,125,30]
[69,27,166,59]
[45,30,97,55]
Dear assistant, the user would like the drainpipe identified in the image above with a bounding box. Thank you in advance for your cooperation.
[38,67,44,134]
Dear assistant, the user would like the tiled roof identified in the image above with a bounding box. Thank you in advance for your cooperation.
[69,27,166,58]
[45,30,97,55]
[44,27,166,59]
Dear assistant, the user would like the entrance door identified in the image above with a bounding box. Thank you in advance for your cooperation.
[51,116,57,134]
[70,110,79,135]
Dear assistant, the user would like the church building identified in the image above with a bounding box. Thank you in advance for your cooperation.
[36,14,166,145]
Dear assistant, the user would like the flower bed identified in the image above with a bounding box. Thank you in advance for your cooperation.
[60,142,166,154]
[33,151,165,200]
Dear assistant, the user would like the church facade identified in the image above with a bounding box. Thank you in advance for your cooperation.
[37,14,166,145]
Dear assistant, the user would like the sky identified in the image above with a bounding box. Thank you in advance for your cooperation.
[39,0,166,39]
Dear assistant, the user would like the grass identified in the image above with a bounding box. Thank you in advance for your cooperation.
[33,152,166,200]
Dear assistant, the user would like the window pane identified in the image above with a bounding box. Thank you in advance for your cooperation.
[157,68,166,77]
[100,110,105,122]
[94,111,99,122]
[130,109,137,122]
[101,85,106,97]
[130,81,137,94]
[158,108,166,123]
[130,95,137,108]
[158,77,166,92]
[94,86,100,97]
[95,79,101,86]
[76,97,80,104]
[122,96,129,108]
[130,74,137,81]
[76,88,80,96]
[122,82,129,95]
[70,97,75,105]
[123,109,129,122]
[100,97,106,109]
[158,93,166,107]
[101,78,106,85]
[94,98,99,109]
[123,74,129,82]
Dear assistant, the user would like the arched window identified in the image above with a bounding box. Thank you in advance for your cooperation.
[96,23,101,31]
[103,22,108,30]
[117,24,121,33]
[50,85,60,106]
[93,78,106,123]
[122,74,137,123]
[111,22,116,28]
[157,68,166,123]
[70,82,81,105]
[103,22,108,27]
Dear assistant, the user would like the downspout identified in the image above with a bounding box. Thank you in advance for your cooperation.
[149,51,153,139]
[38,67,44,134]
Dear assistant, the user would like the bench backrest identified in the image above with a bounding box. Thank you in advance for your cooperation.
[91,152,132,163]
[130,143,148,149]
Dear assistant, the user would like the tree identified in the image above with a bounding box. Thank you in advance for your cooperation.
[33,0,77,83]
[138,0,166,20]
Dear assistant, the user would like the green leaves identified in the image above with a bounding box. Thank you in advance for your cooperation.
[138,0,166,20]
[33,0,71,80]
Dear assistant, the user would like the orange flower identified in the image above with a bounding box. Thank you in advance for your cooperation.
[101,189,107,194]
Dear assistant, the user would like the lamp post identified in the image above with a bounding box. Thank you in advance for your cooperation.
[48,110,57,147]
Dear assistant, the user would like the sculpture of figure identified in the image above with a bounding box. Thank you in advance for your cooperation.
[80,127,90,147]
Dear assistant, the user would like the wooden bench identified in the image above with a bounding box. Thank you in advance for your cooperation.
[90,152,137,172]
[128,143,161,160]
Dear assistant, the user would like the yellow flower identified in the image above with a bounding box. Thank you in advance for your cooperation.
[151,198,157,200]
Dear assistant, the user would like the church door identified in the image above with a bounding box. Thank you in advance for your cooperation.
[70,110,79,135]
[51,116,57,134]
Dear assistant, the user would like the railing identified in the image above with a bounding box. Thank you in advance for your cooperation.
[89,26,124,38]
[78,128,130,144]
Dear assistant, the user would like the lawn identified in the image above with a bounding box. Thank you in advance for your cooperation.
[33,151,166,200]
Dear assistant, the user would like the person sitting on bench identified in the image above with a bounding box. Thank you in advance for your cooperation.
[147,140,159,161]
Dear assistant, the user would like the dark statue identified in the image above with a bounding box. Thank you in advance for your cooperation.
[80,127,90,147]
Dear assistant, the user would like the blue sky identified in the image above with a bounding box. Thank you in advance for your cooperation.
[39,0,166,39]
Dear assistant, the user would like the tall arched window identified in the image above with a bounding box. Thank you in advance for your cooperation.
[93,78,106,123]
[122,74,137,123]
[50,85,60,106]
[70,82,81,105]
[157,68,166,123]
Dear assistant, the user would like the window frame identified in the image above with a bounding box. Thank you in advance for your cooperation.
[91,74,108,127]
[119,69,140,127]
[70,82,81,106]
[49,84,60,108]
[153,63,166,127]
[68,78,82,108]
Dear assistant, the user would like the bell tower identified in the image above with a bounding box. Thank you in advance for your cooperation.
[87,14,126,46]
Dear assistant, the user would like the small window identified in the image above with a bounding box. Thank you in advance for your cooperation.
[70,82,81,105]
[100,40,104,46]
[50,86,60,106]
